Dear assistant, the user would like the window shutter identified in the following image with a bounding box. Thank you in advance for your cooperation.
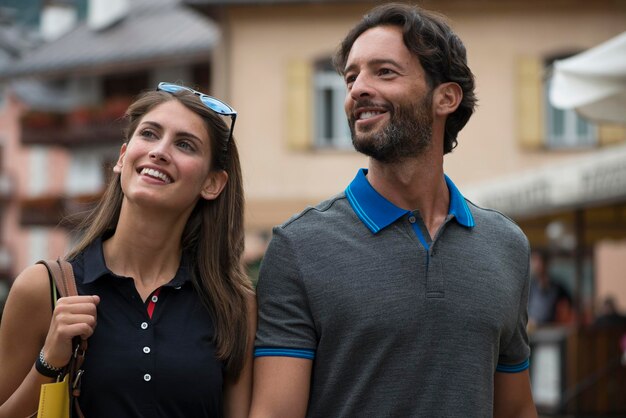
[516,56,544,150]
[286,59,312,151]
[597,123,626,147]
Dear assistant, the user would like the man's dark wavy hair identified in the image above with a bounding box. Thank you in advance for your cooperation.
[333,2,477,154]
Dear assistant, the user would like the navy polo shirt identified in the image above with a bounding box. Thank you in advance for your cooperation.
[71,236,223,417]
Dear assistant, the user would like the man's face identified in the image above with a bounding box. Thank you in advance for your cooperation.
[343,25,434,163]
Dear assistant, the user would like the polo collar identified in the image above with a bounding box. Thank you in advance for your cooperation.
[345,168,475,234]
[82,235,192,287]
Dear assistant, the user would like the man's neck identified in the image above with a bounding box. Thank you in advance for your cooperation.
[367,153,450,239]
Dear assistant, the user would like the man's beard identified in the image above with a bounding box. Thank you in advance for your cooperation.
[349,92,433,163]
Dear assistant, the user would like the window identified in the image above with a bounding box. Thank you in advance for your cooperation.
[313,59,351,149]
[544,55,596,149]
[65,146,117,196]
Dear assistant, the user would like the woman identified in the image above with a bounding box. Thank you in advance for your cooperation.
[0,82,256,417]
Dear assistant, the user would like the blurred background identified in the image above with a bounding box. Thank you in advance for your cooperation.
[0,0,625,416]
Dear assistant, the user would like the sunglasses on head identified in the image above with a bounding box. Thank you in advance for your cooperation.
[157,82,237,144]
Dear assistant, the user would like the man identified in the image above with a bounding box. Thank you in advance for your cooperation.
[250,3,537,417]
[527,250,573,329]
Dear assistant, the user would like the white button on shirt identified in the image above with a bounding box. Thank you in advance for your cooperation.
[143,374,151,382]
[143,347,151,354]
[151,295,159,303]
[141,322,148,330]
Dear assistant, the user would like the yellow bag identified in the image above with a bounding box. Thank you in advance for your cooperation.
[37,374,70,418]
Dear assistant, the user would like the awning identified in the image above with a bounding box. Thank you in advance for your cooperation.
[463,143,626,220]
[549,31,626,124]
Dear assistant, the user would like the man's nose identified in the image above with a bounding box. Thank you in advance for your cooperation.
[349,73,375,100]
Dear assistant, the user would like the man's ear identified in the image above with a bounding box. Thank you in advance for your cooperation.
[433,82,462,117]
[113,143,128,174]
[201,170,228,201]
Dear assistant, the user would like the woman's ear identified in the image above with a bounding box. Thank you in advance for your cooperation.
[201,170,228,201]
[433,82,462,117]
[113,143,127,174]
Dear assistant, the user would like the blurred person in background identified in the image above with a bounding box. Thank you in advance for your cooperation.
[0,83,255,417]
[593,296,626,329]
[250,3,536,418]
[527,250,573,330]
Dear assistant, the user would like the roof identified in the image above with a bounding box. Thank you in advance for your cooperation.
[184,0,373,5]
[0,0,220,81]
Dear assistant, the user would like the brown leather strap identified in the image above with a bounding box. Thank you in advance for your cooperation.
[37,258,87,418]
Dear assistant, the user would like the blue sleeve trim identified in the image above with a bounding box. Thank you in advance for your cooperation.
[254,347,315,360]
[496,358,529,373]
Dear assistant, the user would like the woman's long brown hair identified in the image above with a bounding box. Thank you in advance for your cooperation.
[66,89,252,377]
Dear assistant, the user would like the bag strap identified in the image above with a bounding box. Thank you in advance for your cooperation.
[37,258,87,418]
[38,259,78,298]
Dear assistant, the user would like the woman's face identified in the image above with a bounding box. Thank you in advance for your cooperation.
[114,99,227,215]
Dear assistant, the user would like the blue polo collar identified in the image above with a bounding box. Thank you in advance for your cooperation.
[81,235,192,287]
[345,168,475,234]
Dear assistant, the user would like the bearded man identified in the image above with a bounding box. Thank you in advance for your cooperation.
[250,3,537,418]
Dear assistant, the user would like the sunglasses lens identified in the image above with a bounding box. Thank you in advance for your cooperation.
[157,83,236,141]
[200,96,233,115]
[158,83,187,94]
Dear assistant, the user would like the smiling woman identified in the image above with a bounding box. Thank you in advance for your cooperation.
[114,99,226,214]
[0,83,256,418]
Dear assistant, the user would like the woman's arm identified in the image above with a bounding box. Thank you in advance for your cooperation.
[223,291,257,418]
[0,264,99,417]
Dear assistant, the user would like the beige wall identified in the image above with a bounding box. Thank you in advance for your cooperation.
[445,6,626,186]
[595,240,626,313]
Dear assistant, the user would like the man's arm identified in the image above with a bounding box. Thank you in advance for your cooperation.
[249,356,312,418]
[493,369,537,418]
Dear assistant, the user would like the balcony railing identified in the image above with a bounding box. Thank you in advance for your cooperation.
[20,193,101,227]
[20,97,131,147]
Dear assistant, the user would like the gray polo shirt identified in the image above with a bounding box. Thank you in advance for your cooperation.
[255,169,531,418]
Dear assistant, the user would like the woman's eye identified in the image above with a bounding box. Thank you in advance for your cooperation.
[177,141,195,152]
[378,68,393,76]
[140,129,157,139]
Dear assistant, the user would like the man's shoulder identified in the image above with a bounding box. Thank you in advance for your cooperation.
[277,191,350,231]
[465,199,529,244]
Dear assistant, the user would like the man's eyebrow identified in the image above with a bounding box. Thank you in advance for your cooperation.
[344,58,403,74]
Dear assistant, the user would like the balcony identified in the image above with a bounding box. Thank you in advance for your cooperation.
[20,97,131,147]
[20,193,100,227]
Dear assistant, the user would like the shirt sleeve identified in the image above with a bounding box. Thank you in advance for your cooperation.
[254,226,317,360]
[496,244,531,373]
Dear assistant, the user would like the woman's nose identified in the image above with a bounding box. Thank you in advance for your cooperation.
[149,148,170,163]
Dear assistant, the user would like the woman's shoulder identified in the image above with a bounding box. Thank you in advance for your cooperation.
[1,264,52,344]
[9,263,51,303]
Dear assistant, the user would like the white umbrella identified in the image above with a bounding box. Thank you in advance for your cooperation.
[549,31,626,124]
